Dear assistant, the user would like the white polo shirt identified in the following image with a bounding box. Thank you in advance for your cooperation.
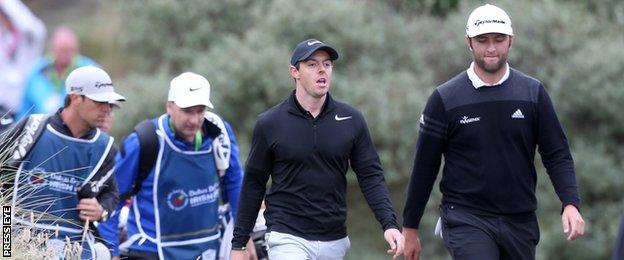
[466,62,510,89]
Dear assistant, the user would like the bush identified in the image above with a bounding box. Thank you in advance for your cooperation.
[106,0,624,258]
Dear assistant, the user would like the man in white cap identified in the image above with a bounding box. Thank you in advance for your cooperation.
[402,4,584,260]
[1,65,125,258]
[98,72,246,259]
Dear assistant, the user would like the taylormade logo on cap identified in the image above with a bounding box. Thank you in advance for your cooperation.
[466,4,513,37]
[65,66,126,103]
[94,82,114,89]
[473,19,506,27]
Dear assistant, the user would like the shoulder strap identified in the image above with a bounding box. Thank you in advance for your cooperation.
[11,114,51,162]
[119,119,158,201]
[204,111,231,174]
[205,112,233,205]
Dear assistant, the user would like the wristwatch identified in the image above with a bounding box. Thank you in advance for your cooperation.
[231,246,247,251]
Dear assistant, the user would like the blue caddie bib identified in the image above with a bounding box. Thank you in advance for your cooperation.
[154,115,221,259]
[12,124,112,259]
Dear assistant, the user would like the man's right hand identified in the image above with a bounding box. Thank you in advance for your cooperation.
[403,227,422,260]
[246,238,258,260]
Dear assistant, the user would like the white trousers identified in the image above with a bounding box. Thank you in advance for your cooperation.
[266,231,350,260]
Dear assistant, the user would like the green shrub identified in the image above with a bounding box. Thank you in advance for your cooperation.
[102,0,624,258]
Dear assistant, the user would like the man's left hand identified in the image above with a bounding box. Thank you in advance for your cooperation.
[562,204,585,241]
[77,198,104,222]
[384,228,405,259]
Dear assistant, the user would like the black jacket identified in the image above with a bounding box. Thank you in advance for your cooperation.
[232,92,398,248]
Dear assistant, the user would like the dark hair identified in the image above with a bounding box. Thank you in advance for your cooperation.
[64,94,85,107]
[292,62,301,83]
[63,95,72,107]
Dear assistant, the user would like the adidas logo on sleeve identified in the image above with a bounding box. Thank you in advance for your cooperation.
[511,109,524,119]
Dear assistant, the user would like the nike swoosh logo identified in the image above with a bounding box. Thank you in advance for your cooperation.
[335,115,352,121]
[0,117,14,125]
[189,87,201,92]
[307,40,322,46]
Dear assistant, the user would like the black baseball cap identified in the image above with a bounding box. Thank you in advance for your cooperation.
[290,38,339,66]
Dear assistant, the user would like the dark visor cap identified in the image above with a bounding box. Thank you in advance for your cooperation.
[290,39,339,66]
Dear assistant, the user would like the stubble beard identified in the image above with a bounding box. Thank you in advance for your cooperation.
[476,54,508,74]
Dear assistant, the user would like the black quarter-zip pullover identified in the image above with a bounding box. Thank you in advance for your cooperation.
[232,91,398,248]
[403,69,580,229]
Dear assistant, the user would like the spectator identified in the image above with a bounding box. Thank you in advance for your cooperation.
[19,26,96,118]
[0,0,45,126]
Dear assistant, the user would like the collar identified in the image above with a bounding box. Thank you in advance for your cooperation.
[467,62,510,89]
[49,108,98,139]
[287,90,335,118]
[163,114,221,150]
[44,54,81,92]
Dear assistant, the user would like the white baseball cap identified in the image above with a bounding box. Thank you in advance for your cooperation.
[65,66,126,103]
[168,72,214,109]
[466,4,513,38]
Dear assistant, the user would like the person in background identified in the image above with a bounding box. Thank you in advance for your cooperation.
[0,0,45,127]
[19,26,97,118]
[402,4,585,260]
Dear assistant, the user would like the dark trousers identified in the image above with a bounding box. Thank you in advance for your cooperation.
[440,204,540,260]
[613,216,624,260]
[124,250,160,260]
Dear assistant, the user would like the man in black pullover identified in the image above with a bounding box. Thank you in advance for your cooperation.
[231,39,404,259]
[402,4,585,260]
